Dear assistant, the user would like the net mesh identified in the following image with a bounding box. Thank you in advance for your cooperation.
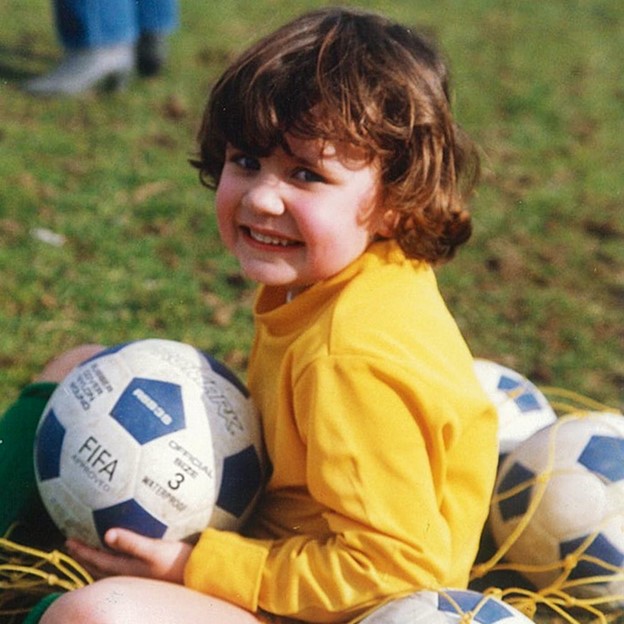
[471,389,624,623]
[0,524,92,622]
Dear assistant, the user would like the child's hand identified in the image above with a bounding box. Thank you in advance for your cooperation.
[66,528,193,584]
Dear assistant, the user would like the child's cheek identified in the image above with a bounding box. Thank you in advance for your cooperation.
[214,181,239,250]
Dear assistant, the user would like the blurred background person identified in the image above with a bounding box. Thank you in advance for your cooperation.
[24,0,178,96]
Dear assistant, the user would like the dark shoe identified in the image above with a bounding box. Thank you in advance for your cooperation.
[137,33,168,77]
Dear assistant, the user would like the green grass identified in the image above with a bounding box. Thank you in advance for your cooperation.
[1,0,622,409]
[0,1,623,620]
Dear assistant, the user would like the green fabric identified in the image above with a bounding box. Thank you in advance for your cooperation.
[0,383,57,535]
[22,592,63,624]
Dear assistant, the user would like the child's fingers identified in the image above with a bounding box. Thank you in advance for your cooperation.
[104,527,191,583]
[104,527,156,560]
[66,536,146,579]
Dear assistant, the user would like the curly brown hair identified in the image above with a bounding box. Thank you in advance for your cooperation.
[191,7,480,263]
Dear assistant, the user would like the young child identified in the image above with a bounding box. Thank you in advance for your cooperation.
[8,7,498,623]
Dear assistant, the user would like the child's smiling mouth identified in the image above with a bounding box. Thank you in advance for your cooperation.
[243,226,302,248]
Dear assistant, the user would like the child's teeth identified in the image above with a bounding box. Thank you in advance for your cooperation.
[251,230,293,246]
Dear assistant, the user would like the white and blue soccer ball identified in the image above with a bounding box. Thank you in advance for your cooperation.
[358,589,534,623]
[473,359,556,457]
[489,411,624,601]
[34,338,267,547]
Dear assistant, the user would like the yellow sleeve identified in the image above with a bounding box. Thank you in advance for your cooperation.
[185,355,496,622]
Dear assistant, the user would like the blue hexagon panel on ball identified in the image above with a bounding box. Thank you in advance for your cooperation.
[111,377,186,444]
[34,339,267,547]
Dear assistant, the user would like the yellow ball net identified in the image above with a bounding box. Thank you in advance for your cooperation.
[471,388,624,623]
[0,530,91,622]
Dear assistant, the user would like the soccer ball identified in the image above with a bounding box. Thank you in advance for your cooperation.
[473,359,556,457]
[489,411,624,600]
[358,589,534,623]
[34,339,267,547]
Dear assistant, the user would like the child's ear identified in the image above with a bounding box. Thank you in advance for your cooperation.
[375,209,398,238]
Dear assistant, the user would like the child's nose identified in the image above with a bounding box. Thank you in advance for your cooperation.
[243,178,285,216]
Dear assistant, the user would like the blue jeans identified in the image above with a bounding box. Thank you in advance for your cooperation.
[54,0,179,49]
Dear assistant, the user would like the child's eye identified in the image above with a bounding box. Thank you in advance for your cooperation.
[293,168,325,183]
[231,153,260,171]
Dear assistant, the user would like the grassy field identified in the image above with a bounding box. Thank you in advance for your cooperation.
[1,0,622,413]
[0,0,623,620]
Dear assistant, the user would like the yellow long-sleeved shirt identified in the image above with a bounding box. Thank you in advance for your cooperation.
[184,241,498,622]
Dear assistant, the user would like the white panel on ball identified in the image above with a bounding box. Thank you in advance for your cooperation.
[358,589,535,623]
[473,359,556,456]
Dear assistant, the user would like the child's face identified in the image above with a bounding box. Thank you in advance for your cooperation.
[215,135,384,294]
